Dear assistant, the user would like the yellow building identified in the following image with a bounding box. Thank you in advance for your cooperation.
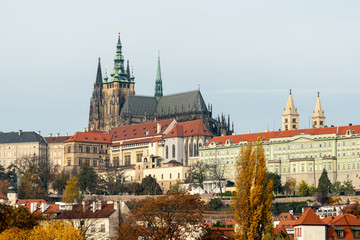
[45,134,70,171]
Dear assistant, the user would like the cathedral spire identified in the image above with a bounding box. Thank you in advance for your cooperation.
[110,30,127,82]
[282,89,299,130]
[95,57,102,85]
[154,51,163,101]
[312,92,326,128]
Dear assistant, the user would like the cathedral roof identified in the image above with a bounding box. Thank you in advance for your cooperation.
[164,120,213,138]
[120,95,157,116]
[313,93,325,118]
[156,90,208,116]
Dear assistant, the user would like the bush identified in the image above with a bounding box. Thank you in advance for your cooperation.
[208,198,223,211]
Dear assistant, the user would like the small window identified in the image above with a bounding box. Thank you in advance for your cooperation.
[100,224,105,232]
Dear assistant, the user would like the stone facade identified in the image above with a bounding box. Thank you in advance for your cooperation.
[45,134,70,170]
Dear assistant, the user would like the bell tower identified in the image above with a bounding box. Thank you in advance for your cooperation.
[312,92,326,128]
[282,89,299,131]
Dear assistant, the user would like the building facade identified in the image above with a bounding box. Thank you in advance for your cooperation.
[0,131,47,169]
[45,134,70,170]
[199,124,360,188]
[88,32,232,136]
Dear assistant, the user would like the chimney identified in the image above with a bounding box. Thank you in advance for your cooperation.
[40,202,49,213]
[18,130,22,135]
[37,131,41,135]
[157,123,161,134]
[65,133,68,136]
[84,128,87,132]
[82,200,86,212]
[349,123,353,126]
[30,202,37,213]
[49,133,52,137]
[56,133,59,137]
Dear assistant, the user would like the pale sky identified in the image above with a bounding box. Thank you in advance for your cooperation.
[1,0,360,136]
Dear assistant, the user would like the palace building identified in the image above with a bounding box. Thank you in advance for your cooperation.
[88,32,232,136]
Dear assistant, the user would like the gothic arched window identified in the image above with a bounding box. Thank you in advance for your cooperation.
[172,144,176,158]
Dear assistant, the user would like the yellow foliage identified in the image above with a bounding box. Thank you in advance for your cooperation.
[0,222,84,240]
[62,176,80,203]
[234,137,273,240]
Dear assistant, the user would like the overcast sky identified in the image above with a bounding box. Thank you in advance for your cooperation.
[1,0,360,136]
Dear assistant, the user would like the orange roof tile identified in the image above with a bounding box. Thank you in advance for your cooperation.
[110,119,174,141]
[0,192,8,200]
[65,132,112,144]
[293,208,325,226]
[205,124,360,147]
[324,214,360,226]
[45,136,70,143]
[164,120,213,138]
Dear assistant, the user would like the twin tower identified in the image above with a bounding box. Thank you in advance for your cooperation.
[282,90,326,131]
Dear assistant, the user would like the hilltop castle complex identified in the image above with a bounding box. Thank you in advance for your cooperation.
[88,32,233,136]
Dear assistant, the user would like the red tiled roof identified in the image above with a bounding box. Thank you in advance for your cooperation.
[323,214,360,226]
[164,120,213,138]
[110,119,175,141]
[293,208,325,226]
[45,136,70,143]
[274,212,300,221]
[0,192,8,200]
[65,132,112,144]
[56,202,115,219]
[277,220,298,229]
[205,124,360,147]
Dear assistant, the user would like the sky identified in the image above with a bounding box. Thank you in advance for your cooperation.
[1,0,360,137]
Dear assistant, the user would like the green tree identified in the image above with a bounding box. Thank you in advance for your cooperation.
[51,171,67,194]
[208,198,223,211]
[124,182,142,195]
[267,172,283,195]
[18,172,46,199]
[234,137,273,240]
[167,179,185,194]
[297,180,309,196]
[309,184,317,196]
[342,180,355,195]
[284,178,296,196]
[316,169,332,205]
[331,181,343,195]
[98,167,126,195]
[78,164,98,194]
[140,175,162,195]
[62,176,80,203]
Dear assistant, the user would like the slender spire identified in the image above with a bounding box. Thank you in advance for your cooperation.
[283,89,298,115]
[282,90,299,130]
[95,57,103,85]
[110,30,127,82]
[154,51,163,101]
[312,92,325,119]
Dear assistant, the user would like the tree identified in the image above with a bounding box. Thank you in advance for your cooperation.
[140,175,162,195]
[17,172,46,199]
[209,160,226,199]
[309,184,317,196]
[189,161,208,190]
[0,228,30,240]
[98,167,126,195]
[331,181,343,195]
[78,164,98,194]
[116,191,207,240]
[234,137,273,240]
[115,214,140,240]
[208,198,223,211]
[297,180,309,196]
[0,180,10,195]
[267,172,283,195]
[28,221,84,240]
[167,179,186,194]
[317,169,332,205]
[0,203,41,233]
[342,180,355,196]
[62,176,81,203]
[284,178,296,196]
[124,182,142,195]
[52,171,67,194]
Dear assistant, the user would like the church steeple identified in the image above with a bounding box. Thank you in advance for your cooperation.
[110,30,128,82]
[154,52,163,101]
[95,57,102,86]
[312,92,326,128]
[282,89,299,130]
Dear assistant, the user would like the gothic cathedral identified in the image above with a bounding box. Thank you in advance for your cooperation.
[89,32,233,136]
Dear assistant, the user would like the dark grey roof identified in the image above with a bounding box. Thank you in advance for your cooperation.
[156,90,208,116]
[121,95,157,116]
[0,131,47,144]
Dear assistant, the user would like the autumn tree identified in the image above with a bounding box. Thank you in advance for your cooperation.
[316,169,332,205]
[62,176,81,203]
[284,178,297,196]
[297,180,310,196]
[115,214,140,240]
[167,179,186,194]
[17,172,46,199]
[189,161,208,190]
[78,164,98,194]
[119,191,207,240]
[0,203,41,233]
[234,137,273,240]
[0,180,10,195]
[29,221,84,240]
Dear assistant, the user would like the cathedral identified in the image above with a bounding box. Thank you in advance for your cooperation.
[88,32,233,136]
